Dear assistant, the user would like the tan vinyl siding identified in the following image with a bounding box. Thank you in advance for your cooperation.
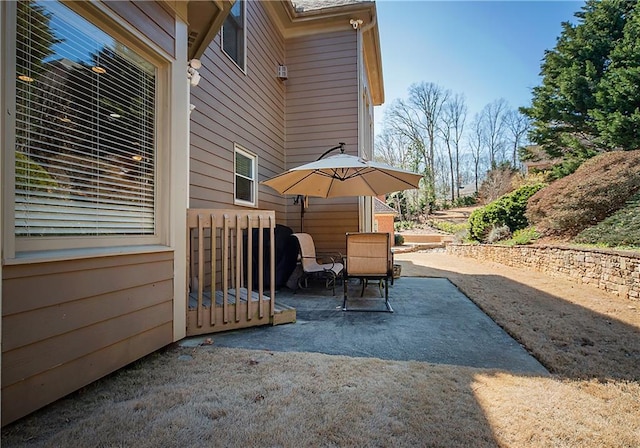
[285,30,360,254]
[189,1,286,218]
[1,251,174,425]
[103,0,176,57]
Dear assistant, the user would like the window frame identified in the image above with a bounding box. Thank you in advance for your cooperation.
[233,143,257,208]
[3,0,171,257]
[220,0,246,73]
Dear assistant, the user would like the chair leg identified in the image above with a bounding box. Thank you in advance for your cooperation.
[384,277,393,312]
[328,272,336,295]
[342,276,348,310]
[343,275,393,313]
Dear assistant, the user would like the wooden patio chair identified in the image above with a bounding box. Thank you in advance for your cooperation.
[343,232,393,312]
[291,233,344,295]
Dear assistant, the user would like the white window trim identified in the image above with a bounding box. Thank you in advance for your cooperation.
[220,0,247,74]
[234,143,257,208]
[2,1,173,258]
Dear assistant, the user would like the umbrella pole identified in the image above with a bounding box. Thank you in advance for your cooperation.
[299,195,305,232]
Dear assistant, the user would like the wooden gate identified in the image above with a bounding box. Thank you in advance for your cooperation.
[186,209,295,336]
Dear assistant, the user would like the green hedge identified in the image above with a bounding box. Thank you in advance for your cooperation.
[468,184,545,242]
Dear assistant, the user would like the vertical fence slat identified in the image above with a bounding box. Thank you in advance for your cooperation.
[190,227,196,300]
[186,215,192,326]
[235,214,242,323]
[223,214,230,324]
[258,215,265,319]
[269,214,276,317]
[247,214,253,321]
[197,214,205,328]
[210,214,217,326]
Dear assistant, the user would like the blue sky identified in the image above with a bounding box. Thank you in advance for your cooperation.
[374,0,584,132]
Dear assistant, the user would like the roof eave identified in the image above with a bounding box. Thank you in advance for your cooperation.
[183,0,235,60]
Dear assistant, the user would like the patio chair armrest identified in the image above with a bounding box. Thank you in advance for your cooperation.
[317,253,341,266]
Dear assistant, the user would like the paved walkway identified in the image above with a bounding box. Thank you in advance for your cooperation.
[181,271,548,375]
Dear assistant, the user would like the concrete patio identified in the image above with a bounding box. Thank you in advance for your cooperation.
[181,276,548,375]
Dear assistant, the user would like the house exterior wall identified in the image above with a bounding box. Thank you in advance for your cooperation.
[189,0,287,221]
[1,0,189,425]
[2,252,174,425]
[102,0,176,57]
[284,29,360,255]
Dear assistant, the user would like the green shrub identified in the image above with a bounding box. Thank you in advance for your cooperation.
[501,227,541,246]
[394,233,405,246]
[527,150,640,237]
[428,220,468,235]
[573,193,640,248]
[454,195,477,207]
[468,183,545,242]
[394,220,414,232]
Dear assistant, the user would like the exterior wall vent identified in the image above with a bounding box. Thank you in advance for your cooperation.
[277,64,288,80]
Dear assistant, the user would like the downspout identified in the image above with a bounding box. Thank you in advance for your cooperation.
[350,15,377,232]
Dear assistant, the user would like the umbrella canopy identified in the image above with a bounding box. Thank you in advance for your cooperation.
[261,153,422,198]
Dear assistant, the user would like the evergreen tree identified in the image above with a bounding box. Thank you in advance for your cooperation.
[593,6,640,149]
[521,0,636,164]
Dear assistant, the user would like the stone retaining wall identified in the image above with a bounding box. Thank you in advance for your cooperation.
[446,244,640,301]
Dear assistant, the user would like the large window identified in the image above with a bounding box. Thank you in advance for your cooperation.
[234,144,256,207]
[13,1,160,249]
[221,0,245,70]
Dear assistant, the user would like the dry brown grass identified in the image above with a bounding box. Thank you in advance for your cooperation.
[4,347,639,448]
[3,251,640,447]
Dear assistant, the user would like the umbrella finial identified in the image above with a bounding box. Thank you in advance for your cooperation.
[339,142,345,153]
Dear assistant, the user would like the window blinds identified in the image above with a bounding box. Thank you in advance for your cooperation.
[15,0,156,237]
[235,150,254,203]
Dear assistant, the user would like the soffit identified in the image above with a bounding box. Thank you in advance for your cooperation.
[183,0,234,60]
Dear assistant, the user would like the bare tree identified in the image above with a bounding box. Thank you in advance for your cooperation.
[387,82,449,212]
[479,164,516,203]
[480,98,508,168]
[468,113,486,193]
[440,93,467,201]
[374,127,411,169]
[385,98,425,174]
[504,109,531,168]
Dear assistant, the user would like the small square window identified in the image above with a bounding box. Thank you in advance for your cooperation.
[222,0,245,71]
[234,145,257,207]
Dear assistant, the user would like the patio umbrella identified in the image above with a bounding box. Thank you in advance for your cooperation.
[262,151,422,198]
